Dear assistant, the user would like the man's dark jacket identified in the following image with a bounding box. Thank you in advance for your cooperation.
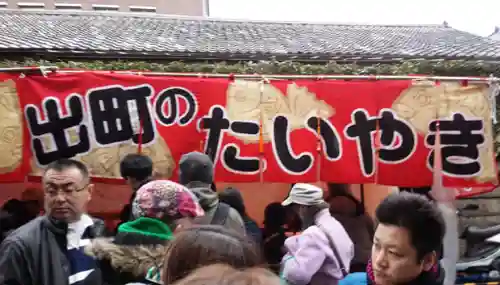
[0,215,107,285]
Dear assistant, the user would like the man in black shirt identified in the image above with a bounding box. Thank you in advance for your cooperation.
[117,154,153,228]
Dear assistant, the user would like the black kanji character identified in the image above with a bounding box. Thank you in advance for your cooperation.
[378,110,415,163]
[222,121,261,173]
[25,95,90,165]
[345,109,377,176]
[199,106,230,162]
[426,113,485,177]
[345,109,415,177]
[155,87,197,127]
[272,116,313,174]
[306,117,342,160]
[87,85,155,146]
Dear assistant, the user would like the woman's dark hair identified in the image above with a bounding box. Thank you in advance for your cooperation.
[326,183,365,216]
[327,192,365,216]
[327,183,350,196]
[219,187,246,218]
[376,192,445,261]
[298,202,330,230]
[163,225,264,284]
[263,203,286,232]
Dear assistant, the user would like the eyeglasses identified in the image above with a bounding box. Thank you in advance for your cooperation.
[44,184,88,198]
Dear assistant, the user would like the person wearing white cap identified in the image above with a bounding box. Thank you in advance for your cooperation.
[280,183,354,285]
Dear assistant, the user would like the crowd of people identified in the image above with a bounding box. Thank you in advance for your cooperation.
[0,151,446,285]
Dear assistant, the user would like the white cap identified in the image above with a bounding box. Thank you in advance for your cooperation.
[282,183,324,206]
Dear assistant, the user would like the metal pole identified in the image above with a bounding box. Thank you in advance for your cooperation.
[53,69,500,82]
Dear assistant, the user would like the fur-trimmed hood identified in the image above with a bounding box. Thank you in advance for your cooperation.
[84,238,166,277]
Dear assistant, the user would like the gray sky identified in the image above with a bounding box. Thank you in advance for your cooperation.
[209,0,498,36]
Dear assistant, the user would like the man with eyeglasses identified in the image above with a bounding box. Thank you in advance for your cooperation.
[0,158,107,285]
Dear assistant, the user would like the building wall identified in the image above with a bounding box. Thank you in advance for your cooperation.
[3,0,207,16]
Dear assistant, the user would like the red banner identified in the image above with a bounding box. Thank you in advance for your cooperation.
[0,71,495,187]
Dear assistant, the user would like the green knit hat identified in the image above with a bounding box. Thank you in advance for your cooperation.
[118,217,174,241]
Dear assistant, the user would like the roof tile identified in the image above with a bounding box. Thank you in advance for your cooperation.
[1,10,500,60]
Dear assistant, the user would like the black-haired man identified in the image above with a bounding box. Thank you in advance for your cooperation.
[118,154,153,225]
[0,159,107,285]
[340,192,445,285]
[120,154,154,192]
[399,186,434,201]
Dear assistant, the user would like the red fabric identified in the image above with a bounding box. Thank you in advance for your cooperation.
[0,71,494,192]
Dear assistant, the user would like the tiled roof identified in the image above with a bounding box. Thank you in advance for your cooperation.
[1,10,500,61]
